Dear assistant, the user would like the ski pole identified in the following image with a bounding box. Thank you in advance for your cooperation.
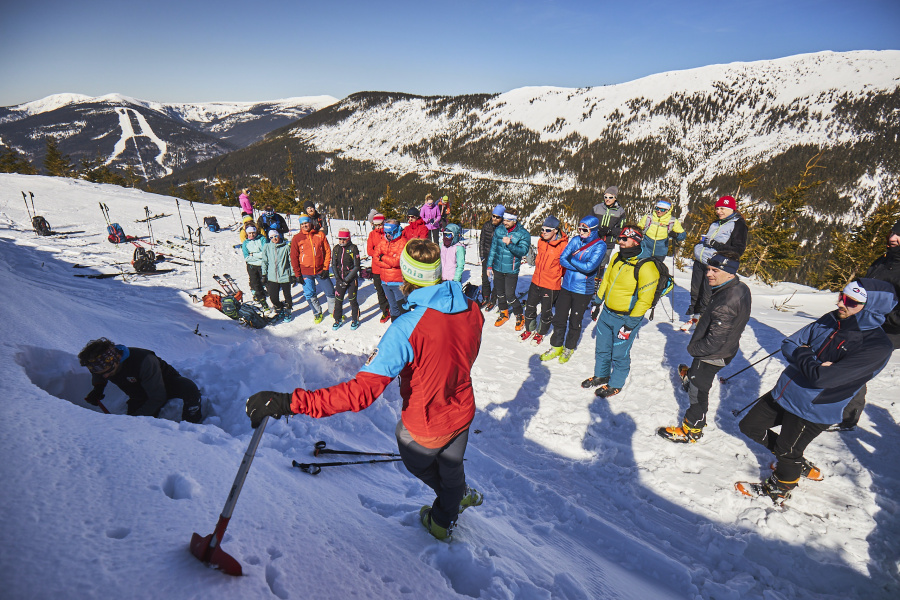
[189,200,201,229]
[190,416,269,576]
[187,226,200,290]
[29,191,36,215]
[313,441,400,457]
[22,191,33,220]
[196,227,203,291]
[719,348,782,384]
[291,458,403,475]
[731,397,762,418]
[175,199,187,240]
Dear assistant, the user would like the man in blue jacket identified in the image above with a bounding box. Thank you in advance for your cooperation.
[737,279,897,504]
[486,208,531,328]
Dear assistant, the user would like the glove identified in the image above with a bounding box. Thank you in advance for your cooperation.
[591,304,601,321]
[617,326,633,340]
[700,235,709,246]
[84,387,105,406]
[668,230,679,239]
[708,240,721,251]
[246,391,294,428]
[261,275,268,285]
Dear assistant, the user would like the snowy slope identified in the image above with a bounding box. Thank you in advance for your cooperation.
[1,174,898,599]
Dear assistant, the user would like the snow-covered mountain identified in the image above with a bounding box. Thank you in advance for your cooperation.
[0,93,337,179]
[2,173,898,599]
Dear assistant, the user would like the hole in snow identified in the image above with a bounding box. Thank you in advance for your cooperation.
[161,474,195,500]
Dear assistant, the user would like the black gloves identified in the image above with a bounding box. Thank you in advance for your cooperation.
[708,240,722,251]
[84,387,105,406]
[668,230,679,239]
[246,391,293,428]
[261,275,268,285]
[591,304,602,321]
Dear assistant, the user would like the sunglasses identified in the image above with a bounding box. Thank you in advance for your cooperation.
[838,293,864,308]
[578,227,591,233]
[541,227,556,233]
[491,215,502,219]
[655,207,667,212]
[604,195,615,200]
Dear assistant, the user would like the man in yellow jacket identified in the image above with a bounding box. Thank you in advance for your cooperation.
[637,198,686,258]
[582,225,660,398]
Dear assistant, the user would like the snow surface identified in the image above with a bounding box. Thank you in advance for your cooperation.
[1,173,898,599]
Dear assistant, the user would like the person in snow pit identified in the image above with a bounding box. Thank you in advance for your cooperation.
[78,338,203,423]
[737,279,897,505]
[246,238,485,541]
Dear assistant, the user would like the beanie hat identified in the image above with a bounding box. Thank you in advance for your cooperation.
[842,281,867,304]
[716,196,736,209]
[400,245,441,287]
[245,225,257,234]
[655,198,672,211]
[337,228,351,239]
[618,225,644,242]
[708,253,739,275]
[267,229,281,240]
[298,215,311,225]
[542,216,561,230]
[372,213,385,224]
[605,186,618,198]
[242,215,253,223]
[303,200,315,210]
[492,204,506,217]
[407,208,419,218]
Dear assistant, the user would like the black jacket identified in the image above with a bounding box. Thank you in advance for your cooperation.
[688,276,752,361]
[866,246,900,340]
[480,219,500,260]
[332,242,361,286]
[91,347,183,417]
[309,211,328,236]
[706,213,748,257]
[256,212,290,237]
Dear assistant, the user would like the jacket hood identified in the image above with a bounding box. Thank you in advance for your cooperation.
[854,277,899,330]
[577,215,600,243]
[406,281,471,314]
[445,223,462,245]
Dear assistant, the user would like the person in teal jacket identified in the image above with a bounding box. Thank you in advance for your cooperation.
[260,229,295,322]
[241,225,269,307]
[486,208,531,327]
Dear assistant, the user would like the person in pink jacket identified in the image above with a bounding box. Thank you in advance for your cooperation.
[239,188,253,217]
[420,193,443,243]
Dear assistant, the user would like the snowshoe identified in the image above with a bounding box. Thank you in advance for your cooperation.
[581,376,609,389]
[520,330,533,341]
[595,385,621,398]
[735,474,792,506]
[657,422,703,444]
[558,349,574,364]
[419,506,453,541]
[540,346,563,361]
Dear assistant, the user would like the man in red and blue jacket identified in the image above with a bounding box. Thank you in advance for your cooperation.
[738,278,896,504]
[247,239,485,540]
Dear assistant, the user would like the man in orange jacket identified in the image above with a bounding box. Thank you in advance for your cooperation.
[290,215,334,323]
[521,216,568,344]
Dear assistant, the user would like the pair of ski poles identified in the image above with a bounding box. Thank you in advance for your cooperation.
[722,348,783,416]
[292,441,402,475]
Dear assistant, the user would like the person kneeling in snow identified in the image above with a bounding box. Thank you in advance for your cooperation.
[246,239,485,541]
[737,279,896,505]
[78,338,203,423]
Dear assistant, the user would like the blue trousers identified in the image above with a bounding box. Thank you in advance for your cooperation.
[594,308,643,389]
[382,283,406,318]
[302,273,335,315]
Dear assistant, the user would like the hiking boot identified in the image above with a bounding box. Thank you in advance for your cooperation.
[558,348,574,364]
[482,301,495,312]
[595,385,621,398]
[419,506,453,541]
[678,364,690,392]
[514,315,525,331]
[769,458,824,481]
[494,310,510,327]
[350,320,360,330]
[657,421,703,443]
[761,474,794,505]
[541,346,563,361]
[282,310,293,323]
[313,312,325,324]
[581,376,609,389]
[182,404,203,424]
[379,313,391,324]
[531,334,544,345]
[459,486,484,513]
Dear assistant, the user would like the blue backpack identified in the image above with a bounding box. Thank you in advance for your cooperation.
[107,223,127,244]
[203,216,220,233]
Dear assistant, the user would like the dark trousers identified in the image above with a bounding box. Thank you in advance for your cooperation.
[127,375,200,418]
[597,246,615,279]
[246,263,266,302]
[550,289,591,349]
[493,271,522,315]
[683,358,727,428]
[481,261,495,304]
[265,281,292,311]
[334,279,360,322]
[395,421,469,528]
[428,229,441,243]
[739,391,828,485]
[372,273,390,317]
[687,260,711,316]
[523,284,557,334]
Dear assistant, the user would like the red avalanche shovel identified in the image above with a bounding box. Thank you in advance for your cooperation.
[190,416,269,576]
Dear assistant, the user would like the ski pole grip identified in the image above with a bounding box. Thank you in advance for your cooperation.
[291,461,321,475]
[314,441,327,456]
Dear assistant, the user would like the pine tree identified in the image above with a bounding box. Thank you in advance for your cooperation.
[816,195,900,290]
[80,152,126,186]
[379,184,401,220]
[741,155,824,285]
[43,138,75,177]
[0,146,38,174]
[212,176,237,206]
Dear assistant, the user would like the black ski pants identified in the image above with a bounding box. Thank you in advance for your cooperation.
[372,273,390,318]
[739,391,828,486]
[682,358,727,428]
[395,421,469,529]
[481,261,495,305]
[334,279,360,323]
[265,281,292,311]
[493,271,522,315]
[550,288,591,350]
[523,284,557,334]
[687,260,711,317]
[246,263,266,302]
[126,375,200,419]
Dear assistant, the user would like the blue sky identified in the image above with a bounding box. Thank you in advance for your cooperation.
[2,0,898,106]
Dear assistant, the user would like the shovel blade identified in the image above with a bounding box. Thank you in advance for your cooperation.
[190,532,243,576]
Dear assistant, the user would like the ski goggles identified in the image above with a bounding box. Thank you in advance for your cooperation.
[838,293,865,308]
[618,227,643,242]
[541,227,556,233]
[85,348,119,375]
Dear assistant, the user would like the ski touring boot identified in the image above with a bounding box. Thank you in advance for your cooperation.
[350,320,360,330]
[541,346,563,362]
[379,313,391,324]
[313,312,325,324]
[332,319,344,331]
[657,421,703,444]
[769,458,824,481]
[581,376,609,389]
[735,474,794,507]
[514,315,525,331]
[531,334,544,345]
[419,506,453,541]
[494,310,510,327]
[459,486,484,513]
[281,309,293,323]
[595,385,621,398]
[558,348,574,364]
[520,330,533,341]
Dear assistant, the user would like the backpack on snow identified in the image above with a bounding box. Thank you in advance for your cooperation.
[32,216,52,236]
[629,256,674,321]
[237,303,270,328]
[203,216,220,233]
[220,294,241,319]
[107,223,127,244]
[132,247,157,273]
[203,289,224,311]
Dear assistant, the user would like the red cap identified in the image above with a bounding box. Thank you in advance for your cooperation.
[372,214,385,224]
[337,228,351,239]
[716,196,736,209]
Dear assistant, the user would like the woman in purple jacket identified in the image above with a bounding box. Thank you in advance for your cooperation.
[420,194,443,243]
